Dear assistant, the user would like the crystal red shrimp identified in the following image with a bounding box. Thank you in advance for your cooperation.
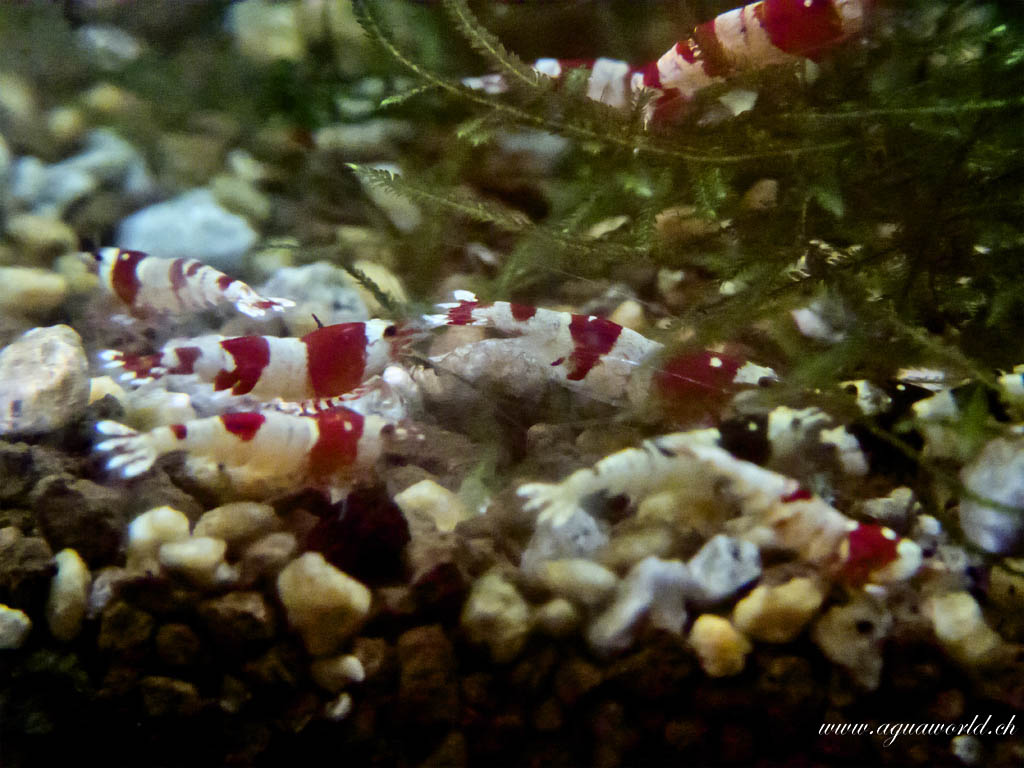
[424,290,776,409]
[94,407,395,496]
[100,319,413,404]
[85,247,294,318]
[517,428,920,585]
[463,0,870,111]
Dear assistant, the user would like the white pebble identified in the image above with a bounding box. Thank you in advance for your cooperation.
[310,654,366,692]
[0,325,89,436]
[534,598,580,637]
[394,479,469,533]
[193,502,279,550]
[88,375,128,407]
[125,506,191,573]
[241,531,298,578]
[926,591,1004,668]
[959,438,1024,554]
[323,691,354,722]
[158,536,228,588]
[0,605,31,649]
[46,548,90,642]
[0,267,69,316]
[534,558,618,607]
[277,552,371,655]
[461,568,533,663]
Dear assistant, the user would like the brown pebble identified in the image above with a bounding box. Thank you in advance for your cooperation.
[155,622,202,667]
[396,624,459,727]
[98,600,154,655]
[198,590,276,647]
[139,675,202,717]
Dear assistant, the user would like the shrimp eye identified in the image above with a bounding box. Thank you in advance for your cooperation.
[383,325,397,338]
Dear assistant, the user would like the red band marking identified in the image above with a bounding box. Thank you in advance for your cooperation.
[509,303,537,322]
[694,20,732,78]
[216,275,235,292]
[110,250,147,306]
[185,261,202,277]
[309,408,364,477]
[639,60,662,89]
[303,323,369,398]
[119,353,161,378]
[756,0,845,58]
[675,40,699,65]
[447,300,479,326]
[781,487,813,503]
[170,424,187,440]
[214,336,271,395]
[566,314,622,381]
[169,258,187,295]
[840,524,900,585]
[653,351,743,400]
[220,412,265,442]
[166,346,201,375]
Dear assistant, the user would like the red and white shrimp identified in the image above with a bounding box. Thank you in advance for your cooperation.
[424,290,776,412]
[425,290,662,403]
[464,0,869,112]
[518,428,920,585]
[94,407,396,497]
[85,247,294,318]
[100,319,414,406]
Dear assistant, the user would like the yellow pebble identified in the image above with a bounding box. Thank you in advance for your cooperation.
[689,614,752,677]
[731,577,824,643]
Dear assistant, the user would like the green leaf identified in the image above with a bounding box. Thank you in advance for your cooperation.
[379,83,438,109]
[440,0,543,92]
[810,180,845,219]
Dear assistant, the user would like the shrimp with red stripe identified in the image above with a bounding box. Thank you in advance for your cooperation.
[463,0,869,118]
[517,428,922,587]
[100,319,416,411]
[424,290,776,413]
[94,407,399,499]
[85,247,294,318]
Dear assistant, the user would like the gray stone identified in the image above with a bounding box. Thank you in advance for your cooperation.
[686,534,761,606]
[117,187,258,272]
[12,129,154,217]
[257,261,368,328]
[9,155,47,204]
[520,507,608,576]
[76,25,143,70]
[314,120,415,159]
[0,326,89,436]
[812,594,891,690]
[587,556,690,656]
[959,438,1024,554]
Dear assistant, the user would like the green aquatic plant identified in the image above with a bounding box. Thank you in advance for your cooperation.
[345,0,1024,541]
[352,1,1024,369]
